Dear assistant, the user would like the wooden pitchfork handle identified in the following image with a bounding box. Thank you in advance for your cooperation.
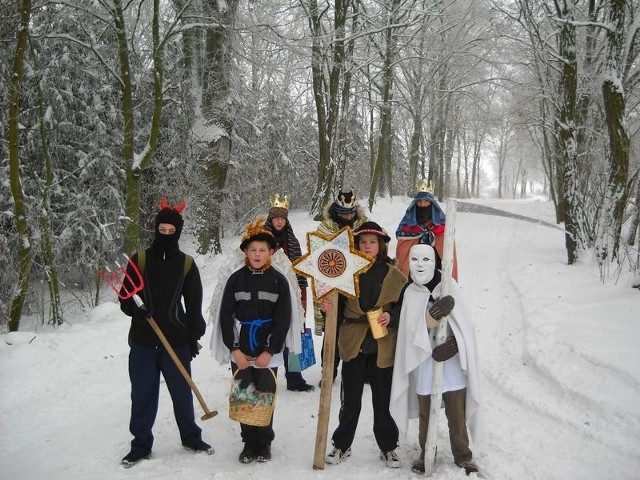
[146,316,218,421]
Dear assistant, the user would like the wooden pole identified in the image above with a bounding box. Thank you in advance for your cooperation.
[312,290,339,469]
[424,199,456,476]
[146,316,218,421]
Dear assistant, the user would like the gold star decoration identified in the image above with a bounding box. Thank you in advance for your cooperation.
[293,227,373,299]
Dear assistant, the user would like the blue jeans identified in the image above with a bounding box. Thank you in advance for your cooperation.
[128,344,202,452]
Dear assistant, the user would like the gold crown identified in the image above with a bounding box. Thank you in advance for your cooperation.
[269,193,289,210]
[337,187,357,208]
[241,217,272,242]
[416,179,435,194]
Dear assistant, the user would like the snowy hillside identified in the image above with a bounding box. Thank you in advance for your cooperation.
[1,197,638,480]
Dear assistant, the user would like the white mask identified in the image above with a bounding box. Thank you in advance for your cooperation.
[409,244,436,285]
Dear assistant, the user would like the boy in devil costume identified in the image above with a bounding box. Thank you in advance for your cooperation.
[119,197,211,467]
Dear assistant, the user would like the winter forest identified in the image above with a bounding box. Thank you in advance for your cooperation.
[2,0,640,331]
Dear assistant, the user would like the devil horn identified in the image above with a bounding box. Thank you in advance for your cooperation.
[160,196,170,210]
[173,199,186,213]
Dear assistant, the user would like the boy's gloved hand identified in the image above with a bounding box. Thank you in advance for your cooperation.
[425,295,454,329]
[132,304,152,324]
[428,295,455,321]
[432,336,458,362]
[188,337,201,359]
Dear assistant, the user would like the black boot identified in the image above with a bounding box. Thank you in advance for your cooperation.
[183,439,214,454]
[255,443,272,462]
[287,381,315,392]
[239,442,255,464]
[121,449,151,468]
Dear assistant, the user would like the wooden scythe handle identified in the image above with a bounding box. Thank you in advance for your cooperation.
[313,291,339,469]
[146,317,218,421]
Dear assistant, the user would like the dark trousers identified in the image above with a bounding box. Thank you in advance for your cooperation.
[321,327,340,380]
[331,352,398,452]
[417,388,472,465]
[283,347,307,386]
[128,344,201,453]
[231,364,278,448]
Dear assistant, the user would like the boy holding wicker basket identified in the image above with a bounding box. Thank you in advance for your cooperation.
[218,218,292,464]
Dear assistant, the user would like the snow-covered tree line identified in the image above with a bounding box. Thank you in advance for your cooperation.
[2,0,639,330]
[493,0,640,267]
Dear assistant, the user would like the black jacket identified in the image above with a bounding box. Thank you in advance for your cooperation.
[219,265,291,357]
[119,246,206,348]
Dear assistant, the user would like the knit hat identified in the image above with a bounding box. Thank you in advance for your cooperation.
[333,187,357,214]
[240,217,277,251]
[353,221,391,243]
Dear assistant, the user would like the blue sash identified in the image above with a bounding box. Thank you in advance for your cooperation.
[240,318,273,354]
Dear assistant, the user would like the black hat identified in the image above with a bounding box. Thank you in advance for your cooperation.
[154,197,185,238]
[240,217,278,251]
[353,221,391,243]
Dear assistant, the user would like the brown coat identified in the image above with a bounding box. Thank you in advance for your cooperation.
[338,264,407,368]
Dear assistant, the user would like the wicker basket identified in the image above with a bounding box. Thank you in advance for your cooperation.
[228,367,277,427]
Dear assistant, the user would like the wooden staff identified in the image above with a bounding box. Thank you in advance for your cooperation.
[424,199,456,475]
[146,316,218,421]
[312,290,339,469]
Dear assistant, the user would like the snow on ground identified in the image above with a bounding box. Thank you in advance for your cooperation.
[1,196,639,480]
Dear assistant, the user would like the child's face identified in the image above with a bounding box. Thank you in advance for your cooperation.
[271,216,287,231]
[357,233,380,258]
[245,241,273,269]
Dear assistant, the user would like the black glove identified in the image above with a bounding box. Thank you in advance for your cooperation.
[188,337,200,359]
[432,336,458,362]
[428,295,455,321]
[131,303,151,324]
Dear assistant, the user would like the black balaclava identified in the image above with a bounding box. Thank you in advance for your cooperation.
[152,208,183,254]
[416,204,431,225]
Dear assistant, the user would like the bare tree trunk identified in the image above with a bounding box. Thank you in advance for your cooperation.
[196,0,240,254]
[30,38,62,325]
[114,0,165,254]
[627,178,640,246]
[554,0,580,264]
[111,0,139,253]
[369,0,399,211]
[8,0,33,332]
[336,4,359,193]
[599,0,630,261]
[304,0,350,216]
[408,112,422,193]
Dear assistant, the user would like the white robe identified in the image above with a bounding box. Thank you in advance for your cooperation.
[208,249,305,367]
[390,280,485,446]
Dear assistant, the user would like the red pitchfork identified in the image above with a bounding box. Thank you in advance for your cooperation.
[98,255,218,421]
